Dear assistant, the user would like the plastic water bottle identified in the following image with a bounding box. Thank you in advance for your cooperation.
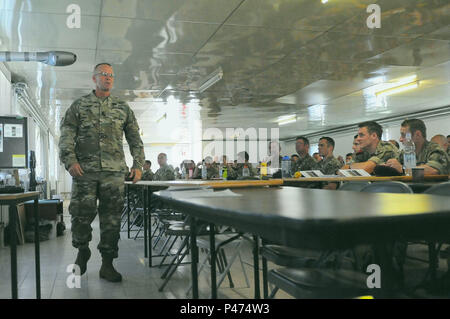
[260,162,267,178]
[403,132,416,176]
[181,165,186,179]
[281,156,291,178]
[223,166,228,180]
[242,165,250,177]
[219,166,223,180]
[201,160,207,180]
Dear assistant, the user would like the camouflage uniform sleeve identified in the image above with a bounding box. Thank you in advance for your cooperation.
[368,142,399,165]
[164,166,176,180]
[59,103,79,171]
[124,105,145,170]
[425,149,449,175]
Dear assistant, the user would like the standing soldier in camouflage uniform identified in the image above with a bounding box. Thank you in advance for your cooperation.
[385,119,449,175]
[317,137,342,189]
[344,121,399,174]
[153,153,175,180]
[59,63,145,282]
[291,136,319,174]
[141,160,154,181]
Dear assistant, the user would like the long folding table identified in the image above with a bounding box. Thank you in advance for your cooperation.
[124,179,283,266]
[155,186,450,298]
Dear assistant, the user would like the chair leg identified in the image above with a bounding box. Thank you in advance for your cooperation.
[220,249,235,288]
[161,236,189,279]
[262,255,268,298]
[269,286,279,299]
[158,235,178,268]
[158,239,190,292]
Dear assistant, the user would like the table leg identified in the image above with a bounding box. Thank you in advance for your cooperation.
[33,198,41,299]
[126,185,130,239]
[209,223,217,299]
[9,205,18,299]
[190,217,199,299]
[253,235,261,299]
[148,188,153,268]
[373,243,398,298]
[143,187,148,259]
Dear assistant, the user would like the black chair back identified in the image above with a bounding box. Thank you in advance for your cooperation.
[424,182,450,197]
[360,181,413,194]
[339,182,370,192]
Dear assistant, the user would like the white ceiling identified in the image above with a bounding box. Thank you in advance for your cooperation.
[1,0,449,141]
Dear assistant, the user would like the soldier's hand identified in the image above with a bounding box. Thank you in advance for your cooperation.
[68,163,84,177]
[385,159,403,173]
[130,168,142,184]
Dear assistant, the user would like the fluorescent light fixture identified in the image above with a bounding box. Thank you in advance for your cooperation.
[277,114,297,126]
[376,81,419,97]
[198,67,223,93]
[374,74,418,97]
[321,0,328,3]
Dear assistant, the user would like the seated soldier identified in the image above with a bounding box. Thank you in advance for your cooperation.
[343,121,399,174]
[384,119,449,175]
[153,153,175,181]
[291,136,319,174]
[318,136,342,190]
[235,151,257,178]
[193,156,219,179]
[141,160,154,181]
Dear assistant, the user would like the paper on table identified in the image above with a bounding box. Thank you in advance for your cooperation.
[160,188,242,199]
[164,186,212,192]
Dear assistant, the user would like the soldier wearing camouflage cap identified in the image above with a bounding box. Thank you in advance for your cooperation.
[59,63,145,282]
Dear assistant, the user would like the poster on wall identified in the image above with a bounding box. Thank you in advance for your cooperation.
[4,124,23,138]
[0,123,3,152]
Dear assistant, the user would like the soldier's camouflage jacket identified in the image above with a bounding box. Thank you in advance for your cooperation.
[59,91,145,173]
[319,155,343,175]
[399,140,449,175]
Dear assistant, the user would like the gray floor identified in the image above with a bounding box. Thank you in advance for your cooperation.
[0,201,292,299]
[0,200,449,299]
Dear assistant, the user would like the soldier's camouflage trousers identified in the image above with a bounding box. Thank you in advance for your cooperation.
[69,171,125,258]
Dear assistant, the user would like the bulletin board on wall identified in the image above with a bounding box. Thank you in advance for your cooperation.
[0,116,28,169]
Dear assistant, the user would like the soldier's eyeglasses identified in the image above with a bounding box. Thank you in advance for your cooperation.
[95,72,114,78]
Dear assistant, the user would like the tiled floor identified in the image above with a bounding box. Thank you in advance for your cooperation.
[0,201,449,299]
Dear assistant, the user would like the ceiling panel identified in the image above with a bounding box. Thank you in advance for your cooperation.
[334,0,450,37]
[367,38,450,67]
[0,0,101,15]
[0,0,448,143]
[102,0,242,24]
[0,10,99,49]
[225,0,377,31]
[97,17,218,54]
[197,25,324,58]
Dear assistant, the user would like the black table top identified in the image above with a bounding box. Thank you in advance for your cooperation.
[155,187,450,250]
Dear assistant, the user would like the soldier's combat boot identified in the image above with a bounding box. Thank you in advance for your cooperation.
[74,247,91,276]
[99,256,122,282]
